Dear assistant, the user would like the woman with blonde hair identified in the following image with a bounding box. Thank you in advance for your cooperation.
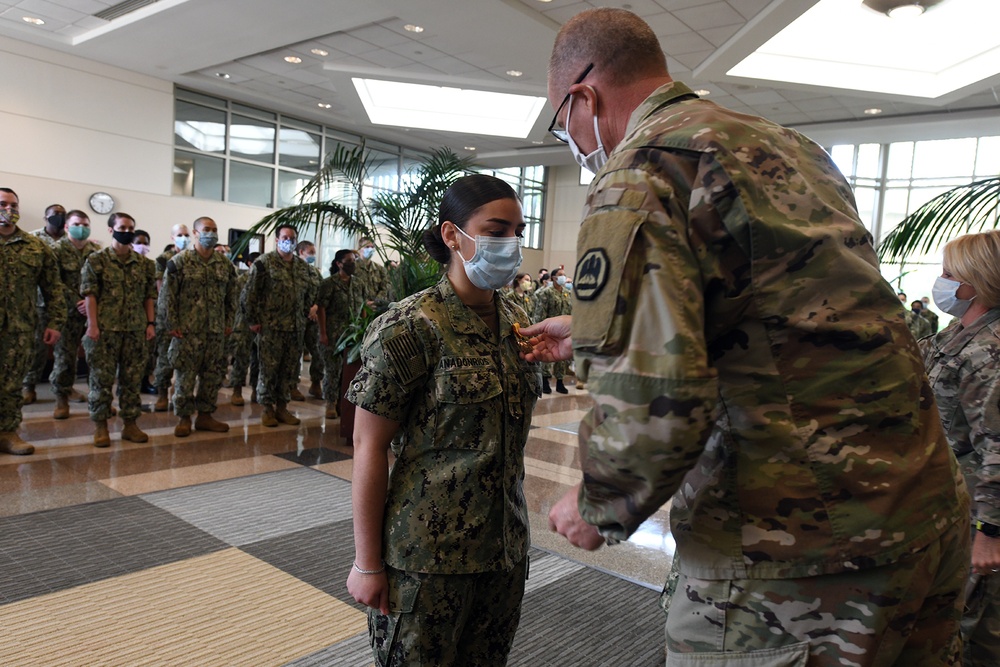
[922,229,1000,666]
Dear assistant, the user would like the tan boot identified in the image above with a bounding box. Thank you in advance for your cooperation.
[53,395,70,420]
[289,386,305,401]
[275,403,300,425]
[154,387,169,412]
[68,388,87,403]
[309,381,323,399]
[261,405,278,428]
[230,386,245,406]
[0,432,34,456]
[174,415,192,438]
[195,412,229,433]
[22,385,36,405]
[121,420,148,443]
[94,420,111,448]
[325,400,339,419]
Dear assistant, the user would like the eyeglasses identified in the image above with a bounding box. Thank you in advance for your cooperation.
[547,63,594,143]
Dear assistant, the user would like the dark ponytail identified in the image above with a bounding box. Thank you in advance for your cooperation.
[423,174,519,265]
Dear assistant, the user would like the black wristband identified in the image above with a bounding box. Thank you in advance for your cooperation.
[976,520,1000,537]
[147,321,155,326]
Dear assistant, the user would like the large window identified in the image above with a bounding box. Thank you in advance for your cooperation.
[831,136,1000,310]
[173,88,548,250]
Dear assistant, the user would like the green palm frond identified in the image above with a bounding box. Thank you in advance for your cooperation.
[878,177,1000,263]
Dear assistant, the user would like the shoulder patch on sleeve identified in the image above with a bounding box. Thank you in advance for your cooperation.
[574,249,610,301]
[381,330,426,386]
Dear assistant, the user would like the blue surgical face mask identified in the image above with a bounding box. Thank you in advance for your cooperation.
[305,255,316,265]
[174,236,189,250]
[360,246,375,260]
[454,226,522,291]
[199,231,218,249]
[932,276,975,318]
[277,238,296,254]
[556,275,567,286]
[565,91,608,174]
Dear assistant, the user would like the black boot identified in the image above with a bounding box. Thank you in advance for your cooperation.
[542,378,552,394]
[556,379,568,394]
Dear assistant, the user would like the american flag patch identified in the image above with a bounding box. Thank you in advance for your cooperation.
[383,331,426,385]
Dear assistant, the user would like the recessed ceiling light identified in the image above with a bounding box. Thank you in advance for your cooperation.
[506,70,523,77]
[404,24,424,33]
[864,107,883,115]
[311,48,329,57]
[215,72,231,79]
[352,78,547,138]
[694,89,711,96]
[317,102,332,109]
[22,16,45,25]
[284,56,302,64]
[531,140,544,144]
[464,146,476,151]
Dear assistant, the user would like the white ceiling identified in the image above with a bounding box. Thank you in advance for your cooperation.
[1,0,997,167]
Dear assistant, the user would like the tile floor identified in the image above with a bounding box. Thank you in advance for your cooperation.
[0,372,675,666]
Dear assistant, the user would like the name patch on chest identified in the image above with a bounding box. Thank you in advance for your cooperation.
[438,356,492,369]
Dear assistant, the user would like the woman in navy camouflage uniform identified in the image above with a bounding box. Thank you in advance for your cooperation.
[346,174,540,666]
[921,230,1000,667]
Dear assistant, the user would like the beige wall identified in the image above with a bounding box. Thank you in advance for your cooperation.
[531,163,587,279]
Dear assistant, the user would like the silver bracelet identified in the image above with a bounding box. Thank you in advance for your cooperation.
[353,560,385,575]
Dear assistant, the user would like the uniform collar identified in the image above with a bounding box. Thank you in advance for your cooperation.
[438,276,515,344]
[624,80,699,142]
[936,306,1000,356]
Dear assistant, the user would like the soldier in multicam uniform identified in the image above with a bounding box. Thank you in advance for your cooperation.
[228,253,260,406]
[23,203,67,405]
[153,223,190,412]
[355,237,390,306]
[81,212,157,447]
[524,9,970,665]
[50,210,101,420]
[317,248,363,419]
[921,231,1000,667]
[242,225,316,428]
[0,188,65,455]
[532,266,572,394]
[160,217,237,437]
[346,175,539,667]
[295,240,324,401]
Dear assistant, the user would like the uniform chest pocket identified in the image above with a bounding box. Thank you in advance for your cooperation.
[16,249,41,281]
[433,365,503,451]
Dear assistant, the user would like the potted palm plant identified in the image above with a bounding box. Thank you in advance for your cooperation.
[234,141,476,438]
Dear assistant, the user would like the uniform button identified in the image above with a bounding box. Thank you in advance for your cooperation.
[353,382,362,391]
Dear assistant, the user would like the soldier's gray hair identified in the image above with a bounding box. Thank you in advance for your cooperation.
[944,230,1000,308]
[549,8,667,97]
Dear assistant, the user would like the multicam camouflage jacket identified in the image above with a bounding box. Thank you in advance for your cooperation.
[160,249,238,335]
[242,250,317,333]
[80,246,156,332]
[347,276,540,574]
[570,80,967,580]
[922,308,1000,526]
[0,228,65,332]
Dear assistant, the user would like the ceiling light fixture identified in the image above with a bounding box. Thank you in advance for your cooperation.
[864,107,883,115]
[694,89,711,96]
[862,0,944,18]
[464,146,476,151]
[404,24,424,33]
[215,72,230,79]
[311,48,329,57]
[22,16,45,25]
[284,56,302,64]
[506,70,523,77]
[317,103,332,109]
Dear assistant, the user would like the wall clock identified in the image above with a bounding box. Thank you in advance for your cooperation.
[89,192,115,214]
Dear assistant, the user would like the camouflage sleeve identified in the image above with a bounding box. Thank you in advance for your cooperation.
[144,258,157,302]
[79,254,99,299]
[346,313,425,422]
[224,262,238,329]
[316,277,332,310]
[532,289,547,323]
[39,243,67,331]
[163,258,180,332]
[961,353,1000,525]
[242,260,264,326]
[571,167,719,541]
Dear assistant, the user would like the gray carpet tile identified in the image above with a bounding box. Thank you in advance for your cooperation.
[0,496,227,605]
[282,633,372,667]
[509,566,665,667]
[525,549,587,595]
[241,518,362,611]
[139,467,353,547]
[274,447,351,467]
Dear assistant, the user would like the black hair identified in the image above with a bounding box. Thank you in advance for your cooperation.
[108,212,135,228]
[551,267,565,278]
[540,272,550,283]
[133,228,150,242]
[422,174,519,265]
[334,248,354,265]
[275,223,297,239]
[45,204,64,215]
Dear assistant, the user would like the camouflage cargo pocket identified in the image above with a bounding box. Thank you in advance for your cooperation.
[368,567,421,667]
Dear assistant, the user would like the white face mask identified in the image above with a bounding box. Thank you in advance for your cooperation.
[932,276,975,318]
[556,275,567,286]
[454,226,522,291]
[565,92,608,174]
